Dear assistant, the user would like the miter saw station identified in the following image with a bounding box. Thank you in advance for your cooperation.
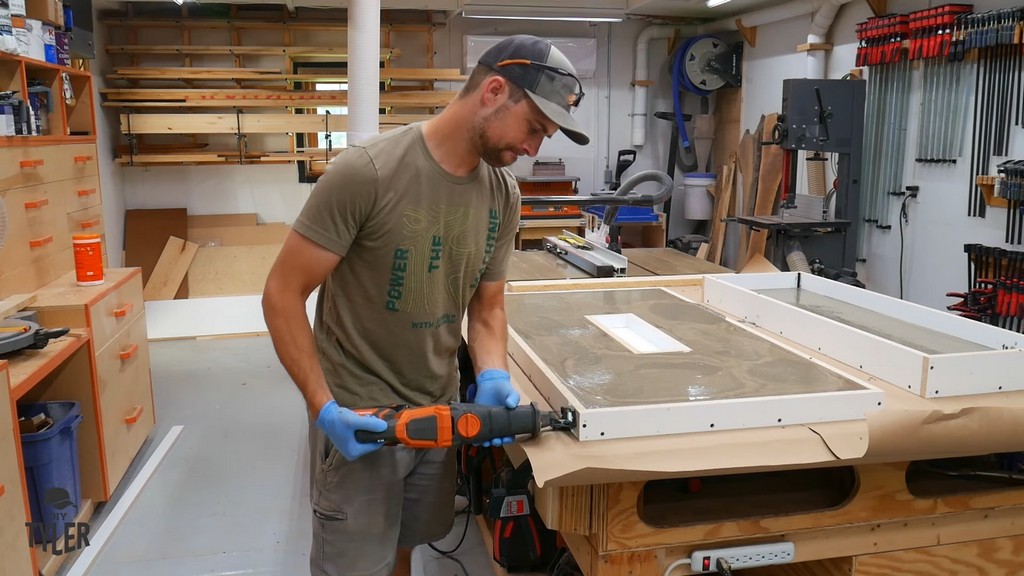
[735,79,866,284]
[520,170,675,278]
[0,311,69,356]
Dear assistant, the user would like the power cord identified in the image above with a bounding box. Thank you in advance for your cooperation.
[427,503,471,556]
[899,186,920,299]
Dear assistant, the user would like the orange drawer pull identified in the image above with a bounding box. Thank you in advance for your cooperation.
[125,405,144,425]
[76,188,97,197]
[74,155,93,164]
[19,159,43,168]
[29,235,53,248]
[80,218,101,229]
[119,343,139,361]
[0,483,5,498]
[24,198,49,209]
[113,302,133,318]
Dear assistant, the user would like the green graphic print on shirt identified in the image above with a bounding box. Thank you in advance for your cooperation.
[386,205,499,329]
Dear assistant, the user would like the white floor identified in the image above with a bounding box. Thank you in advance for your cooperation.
[58,336,495,576]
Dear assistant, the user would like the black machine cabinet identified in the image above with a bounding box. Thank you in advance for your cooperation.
[738,78,866,274]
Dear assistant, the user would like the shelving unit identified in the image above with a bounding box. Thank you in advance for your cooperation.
[0,51,103,299]
[0,54,96,141]
[100,7,455,168]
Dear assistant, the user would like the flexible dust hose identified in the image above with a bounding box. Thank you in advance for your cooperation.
[785,238,812,273]
[806,151,826,197]
[602,170,675,228]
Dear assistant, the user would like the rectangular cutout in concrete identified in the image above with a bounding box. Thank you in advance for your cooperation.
[586,313,691,354]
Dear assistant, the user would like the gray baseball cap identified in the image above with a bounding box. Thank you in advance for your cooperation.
[477,35,590,146]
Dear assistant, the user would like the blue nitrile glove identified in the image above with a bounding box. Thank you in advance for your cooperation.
[471,369,521,448]
[316,400,389,461]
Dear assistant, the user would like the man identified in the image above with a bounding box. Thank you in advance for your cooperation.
[262,35,589,576]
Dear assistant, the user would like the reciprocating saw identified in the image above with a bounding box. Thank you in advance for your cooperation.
[353,402,575,449]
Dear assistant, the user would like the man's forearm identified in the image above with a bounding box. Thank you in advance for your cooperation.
[263,288,334,418]
[467,308,509,375]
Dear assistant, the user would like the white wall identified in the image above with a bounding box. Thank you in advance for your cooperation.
[741,0,1023,310]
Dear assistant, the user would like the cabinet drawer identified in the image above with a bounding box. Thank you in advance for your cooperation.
[62,176,101,214]
[0,400,33,576]
[0,144,99,190]
[97,314,154,492]
[67,205,104,236]
[88,273,144,351]
[0,185,72,274]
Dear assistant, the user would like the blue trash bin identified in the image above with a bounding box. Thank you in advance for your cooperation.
[18,401,83,543]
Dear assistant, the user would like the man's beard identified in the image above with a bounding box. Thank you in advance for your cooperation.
[475,106,517,168]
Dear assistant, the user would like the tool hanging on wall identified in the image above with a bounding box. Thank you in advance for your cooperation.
[994,159,1024,245]
[670,35,742,173]
[959,7,1023,219]
[949,243,1024,330]
[910,5,973,165]
[856,13,912,241]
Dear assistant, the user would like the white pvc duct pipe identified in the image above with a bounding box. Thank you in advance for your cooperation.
[631,25,682,147]
[806,0,845,78]
[348,1,381,146]
[700,0,855,34]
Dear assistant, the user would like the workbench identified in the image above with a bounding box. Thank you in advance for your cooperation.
[490,274,1024,576]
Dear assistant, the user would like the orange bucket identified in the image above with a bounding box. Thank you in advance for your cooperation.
[72,234,104,286]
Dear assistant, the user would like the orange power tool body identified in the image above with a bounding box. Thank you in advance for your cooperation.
[353,402,574,448]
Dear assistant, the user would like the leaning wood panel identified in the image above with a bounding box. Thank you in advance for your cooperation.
[103,89,456,108]
[143,236,198,301]
[105,45,399,59]
[118,113,433,134]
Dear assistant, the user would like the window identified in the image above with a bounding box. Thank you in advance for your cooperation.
[294,62,350,183]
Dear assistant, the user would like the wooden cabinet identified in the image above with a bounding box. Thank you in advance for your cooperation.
[0,366,34,576]
[0,53,104,301]
[28,268,155,499]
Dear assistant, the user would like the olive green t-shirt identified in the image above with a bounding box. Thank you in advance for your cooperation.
[292,124,521,408]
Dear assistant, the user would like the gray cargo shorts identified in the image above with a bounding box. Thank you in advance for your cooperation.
[308,419,457,576]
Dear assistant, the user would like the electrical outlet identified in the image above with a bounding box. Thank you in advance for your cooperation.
[689,542,795,572]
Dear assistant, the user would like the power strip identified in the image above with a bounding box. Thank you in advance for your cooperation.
[689,542,795,573]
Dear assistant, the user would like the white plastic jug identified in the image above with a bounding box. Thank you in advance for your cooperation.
[681,173,716,220]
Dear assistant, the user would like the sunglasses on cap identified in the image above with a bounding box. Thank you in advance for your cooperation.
[496,59,585,110]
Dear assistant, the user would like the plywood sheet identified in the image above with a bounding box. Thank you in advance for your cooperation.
[187,224,291,247]
[187,245,281,297]
[506,288,865,410]
[758,288,988,355]
[187,213,258,228]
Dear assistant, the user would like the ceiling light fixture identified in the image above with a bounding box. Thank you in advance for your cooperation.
[705,0,733,7]
[460,6,624,23]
